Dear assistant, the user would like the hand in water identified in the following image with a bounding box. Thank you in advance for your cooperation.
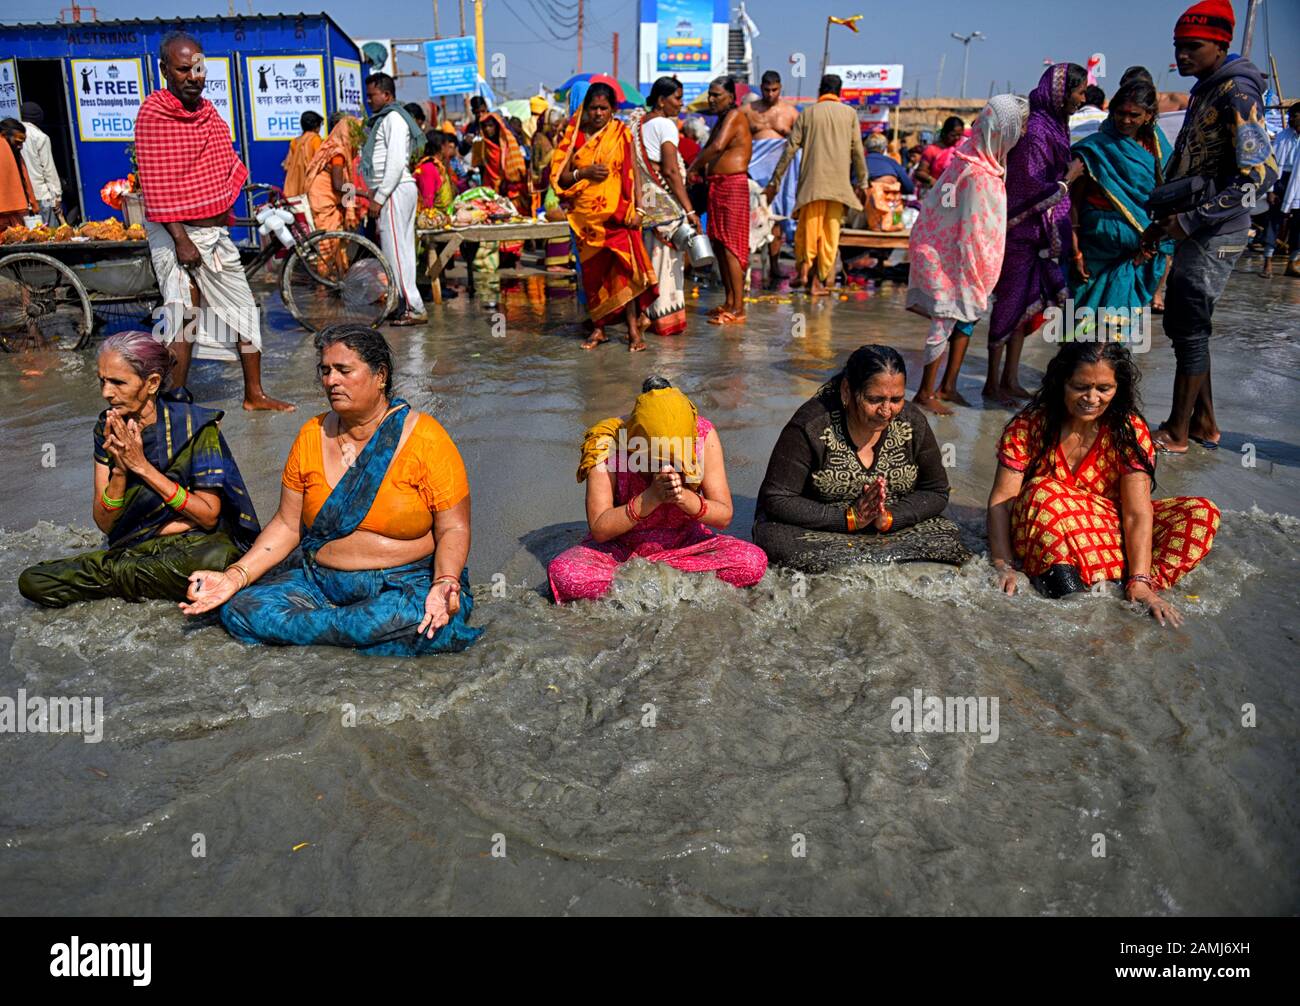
[419,579,461,637]
[1126,582,1182,627]
[179,569,239,615]
[993,562,1018,595]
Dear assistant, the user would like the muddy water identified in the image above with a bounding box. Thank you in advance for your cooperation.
[1,269,1296,915]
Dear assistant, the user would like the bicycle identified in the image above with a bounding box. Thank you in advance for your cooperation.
[234,183,398,333]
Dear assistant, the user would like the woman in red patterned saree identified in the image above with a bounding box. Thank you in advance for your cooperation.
[986,341,1219,626]
[552,82,657,351]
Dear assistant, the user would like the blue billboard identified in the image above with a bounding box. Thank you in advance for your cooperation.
[656,0,713,73]
[425,36,478,96]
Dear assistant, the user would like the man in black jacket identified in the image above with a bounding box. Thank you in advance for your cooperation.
[1141,0,1277,453]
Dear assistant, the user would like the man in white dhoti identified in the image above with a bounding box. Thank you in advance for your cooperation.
[363,73,427,325]
[134,30,292,411]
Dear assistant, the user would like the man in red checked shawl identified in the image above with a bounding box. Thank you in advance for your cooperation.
[135,31,293,412]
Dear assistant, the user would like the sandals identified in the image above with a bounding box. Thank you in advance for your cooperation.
[707,310,746,326]
[390,313,428,327]
[1152,425,1189,455]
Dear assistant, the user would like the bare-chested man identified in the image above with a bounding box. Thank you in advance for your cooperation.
[688,77,752,325]
[746,70,801,287]
[747,70,800,139]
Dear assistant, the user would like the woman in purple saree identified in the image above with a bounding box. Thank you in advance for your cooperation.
[986,63,1088,405]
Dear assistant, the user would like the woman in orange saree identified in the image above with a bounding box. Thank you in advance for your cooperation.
[472,113,529,261]
[552,83,657,352]
[475,112,530,215]
[303,113,361,278]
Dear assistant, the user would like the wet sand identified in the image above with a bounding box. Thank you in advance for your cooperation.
[1,263,1297,915]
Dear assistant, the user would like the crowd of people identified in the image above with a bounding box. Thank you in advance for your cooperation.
[11,0,1290,649]
[907,0,1281,470]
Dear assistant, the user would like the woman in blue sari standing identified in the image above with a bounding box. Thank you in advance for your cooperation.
[19,331,260,608]
[1068,73,1174,332]
[181,325,482,656]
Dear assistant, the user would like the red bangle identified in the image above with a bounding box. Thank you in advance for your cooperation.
[625,495,643,522]
[694,494,708,522]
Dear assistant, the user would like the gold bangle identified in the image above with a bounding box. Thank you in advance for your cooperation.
[226,563,250,589]
[877,508,894,533]
[845,506,858,532]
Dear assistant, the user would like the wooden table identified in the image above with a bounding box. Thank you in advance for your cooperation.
[838,228,910,250]
[418,221,574,304]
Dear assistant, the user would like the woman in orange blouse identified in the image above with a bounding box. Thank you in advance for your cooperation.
[986,341,1219,626]
[180,325,482,654]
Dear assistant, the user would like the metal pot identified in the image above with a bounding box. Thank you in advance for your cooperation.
[686,232,715,268]
[668,217,694,252]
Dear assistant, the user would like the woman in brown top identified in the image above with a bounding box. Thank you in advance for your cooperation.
[754,345,970,572]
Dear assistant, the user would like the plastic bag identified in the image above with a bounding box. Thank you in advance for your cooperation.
[341,258,390,309]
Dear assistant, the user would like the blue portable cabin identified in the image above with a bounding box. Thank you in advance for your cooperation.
[0,13,367,241]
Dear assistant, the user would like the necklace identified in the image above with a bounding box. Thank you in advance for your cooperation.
[332,408,386,469]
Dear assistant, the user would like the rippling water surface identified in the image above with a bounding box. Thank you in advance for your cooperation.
[1,269,1296,915]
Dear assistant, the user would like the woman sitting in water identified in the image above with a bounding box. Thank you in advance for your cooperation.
[986,341,1220,626]
[548,377,767,602]
[753,345,970,572]
[180,325,482,655]
[18,331,259,608]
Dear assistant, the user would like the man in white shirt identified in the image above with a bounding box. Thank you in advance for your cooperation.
[363,73,427,325]
[1068,85,1108,138]
[20,102,61,226]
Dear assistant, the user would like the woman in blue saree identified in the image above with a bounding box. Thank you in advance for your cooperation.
[180,325,482,656]
[19,331,259,608]
[1069,74,1174,332]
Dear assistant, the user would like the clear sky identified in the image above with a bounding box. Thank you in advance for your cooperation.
[5,0,1298,102]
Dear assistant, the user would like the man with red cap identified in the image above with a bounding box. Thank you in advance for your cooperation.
[1141,0,1276,453]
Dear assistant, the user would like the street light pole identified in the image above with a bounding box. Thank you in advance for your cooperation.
[950,30,985,100]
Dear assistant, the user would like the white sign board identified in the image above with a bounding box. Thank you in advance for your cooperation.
[829,64,905,106]
[245,55,326,141]
[333,57,363,116]
[202,56,236,140]
[0,59,20,120]
[72,58,146,141]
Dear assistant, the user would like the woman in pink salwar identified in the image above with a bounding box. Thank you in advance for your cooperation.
[548,378,768,602]
[905,94,1030,414]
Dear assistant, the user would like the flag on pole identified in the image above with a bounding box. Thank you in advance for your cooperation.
[828,15,863,32]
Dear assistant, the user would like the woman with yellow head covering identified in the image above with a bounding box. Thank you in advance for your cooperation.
[549,377,768,602]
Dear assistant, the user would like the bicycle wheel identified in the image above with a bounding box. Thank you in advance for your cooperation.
[0,252,94,351]
[279,230,398,331]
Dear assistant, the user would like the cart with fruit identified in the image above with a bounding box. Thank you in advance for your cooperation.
[0,218,155,352]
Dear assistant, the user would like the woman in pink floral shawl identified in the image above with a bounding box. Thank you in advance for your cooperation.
[906,94,1030,414]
